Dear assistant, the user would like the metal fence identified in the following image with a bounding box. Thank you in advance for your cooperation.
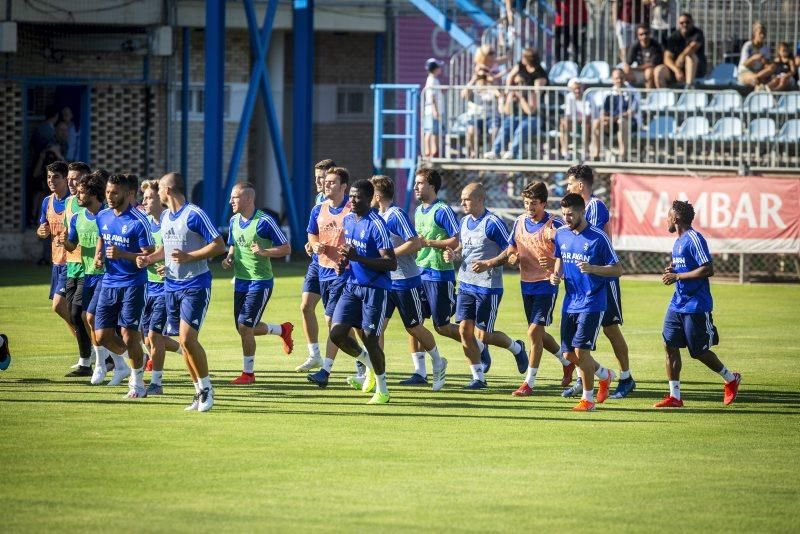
[421,84,800,172]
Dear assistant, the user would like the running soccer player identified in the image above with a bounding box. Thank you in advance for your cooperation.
[443,183,528,390]
[63,171,111,384]
[141,172,225,412]
[551,193,620,412]
[297,158,336,372]
[506,181,575,396]
[330,179,397,404]
[565,164,635,399]
[93,174,155,399]
[0,333,9,371]
[655,200,741,408]
[36,161,76,363]
[62,161,92,375]
[222,181,293,384]
[133,179,183,395]
[370,175,447,391]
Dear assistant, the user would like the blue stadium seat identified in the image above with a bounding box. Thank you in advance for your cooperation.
[640,90,676,112]
[670,116,710,140]
[642,115,676,140]
[705,91,742,112]
[666,91,708,112]
[549,61,579,85]
[699,63,738,86]
[708,117,743,141]
[576,61,611,84]
[770,94,800,115]
[744,118,777,141]
[743,92,776,113]
[776,119,800,142]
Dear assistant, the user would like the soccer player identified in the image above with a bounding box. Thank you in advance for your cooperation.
[141,172,225,412]
[506,181,575,396]
[93,174,155,399]
[564,164,636,399]
[551,193,620,412]
[62,161,93,375]
[443,183,528,390]
[306,167,358,388]
[0,334,10,371]
[655,200,741,408]
[63,171,111,384]
[370,175,447,391]
[296,158,337,372]
[222,181,293,384]
[134,179,183,395]
[36,161,76,363]
[330,179,397,404]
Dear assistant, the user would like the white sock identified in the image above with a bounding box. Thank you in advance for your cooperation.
[595,366,610,380]
[719,367,735,383]
[132,367,145,388]
[193,381,202,394]
[151,370,163,385]
[357,350,373,371]
[243,356,255,374]
[475,338,486,353]
[506,339,522,354]
[525,367,538,387]
[266,324,282,335]
[112,351,129,370]
[199,375,212,391]
[174,344,183,355]
[582,388,595,402]
[669,380,681,400]
[141,342,149,356]
[619,369,631,380]
[322,357,334,373]
[308,343,320,358]
[93,346,104,367]
[411,352,427,378]
[376,373,388,395]
[469,363,485,382]
[428,346,443,368]
[79,357,91,367]
[554,351,571,366]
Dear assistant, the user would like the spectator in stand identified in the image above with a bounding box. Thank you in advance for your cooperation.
[654,13,707,88]
[768,42,797,91]
[738,22,776,90]
[461,72,502,158]
[555,0,588,66]
[474,44,501,82]
[613,0,650,62]
[31,105,59,158]
[559,79,590,160]
[34,121,69,185]
[647,0,677,45]
[60,106,79,162]
[423,57,445,158]
[501,74,540,160]
[507,48,549,89]
[590,69,639,160]
[623,24,664,88]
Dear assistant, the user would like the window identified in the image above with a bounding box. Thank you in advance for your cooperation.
[336,87,370,120]
[172,84,233,121]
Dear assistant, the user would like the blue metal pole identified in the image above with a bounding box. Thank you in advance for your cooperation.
[181,27,189,181]
[373,33,384,174]
[203,0,225,225]
[292,0,314,250]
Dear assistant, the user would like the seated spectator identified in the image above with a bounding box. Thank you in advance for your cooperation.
[614,0,650,62]
[461,72,502,158]
[473,44,501,83]
[559,79,590,159]
[485,74,530,159]
[423,58,444,158]
[768,42,797,91]
[591,69,639,160]
[507,48,548,89]
[623,25,664,88]
[499,75,540,160]
[647,0,677,46]
[654,12,707,88]
[738,22,776,89]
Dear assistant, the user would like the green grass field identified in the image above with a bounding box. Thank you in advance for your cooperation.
[1,260,799,532]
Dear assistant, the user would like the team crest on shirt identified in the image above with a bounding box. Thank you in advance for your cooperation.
[360,230,366,239]
[583,242,589,251]
[121,224,128,233]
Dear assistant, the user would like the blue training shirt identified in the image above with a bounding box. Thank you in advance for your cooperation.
[585,196,610,231]
[306,196,350,282]
[383,206,421,290]
[418,201,460,282]
[161,203,220,291]
[228,211,288,293]
[554,224,618,313]
[342,210,394,290]
[457,210,510,296]
[508,212,564,295]
[96,205,154,288]
[670,228,714,313]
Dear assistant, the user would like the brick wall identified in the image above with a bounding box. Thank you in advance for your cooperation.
[0,84,23,233]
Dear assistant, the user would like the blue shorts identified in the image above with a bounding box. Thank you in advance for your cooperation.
[141,293,169,335]
[602,278,623,326]
[386,286,429,329]
[560,311,604,353]
[421,280,455,327]
[455,290,501,333]
[49,264,67,300]
[320,277,347,317]
[523,293,558,326]
[94,285,146,331]
[86,278,103,315]
[166,287,211,333]
[331,283,388,337]
[82,275,102,311]
[234,287,272,328]
[422,115,440,133]
[302,261,321,295]
[662,309,719,358]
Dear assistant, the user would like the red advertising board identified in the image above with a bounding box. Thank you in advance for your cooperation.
[611,174,800,253]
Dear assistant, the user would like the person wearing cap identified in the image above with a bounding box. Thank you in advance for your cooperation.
[423,58,444,158]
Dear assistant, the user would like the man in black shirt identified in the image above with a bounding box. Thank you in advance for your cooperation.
[654,12,707,88]
[623,24,663,88]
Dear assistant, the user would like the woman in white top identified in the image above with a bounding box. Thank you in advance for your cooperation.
[738,22,775,88]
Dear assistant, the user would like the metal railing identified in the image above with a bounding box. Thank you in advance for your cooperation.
[420,84,800,173]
